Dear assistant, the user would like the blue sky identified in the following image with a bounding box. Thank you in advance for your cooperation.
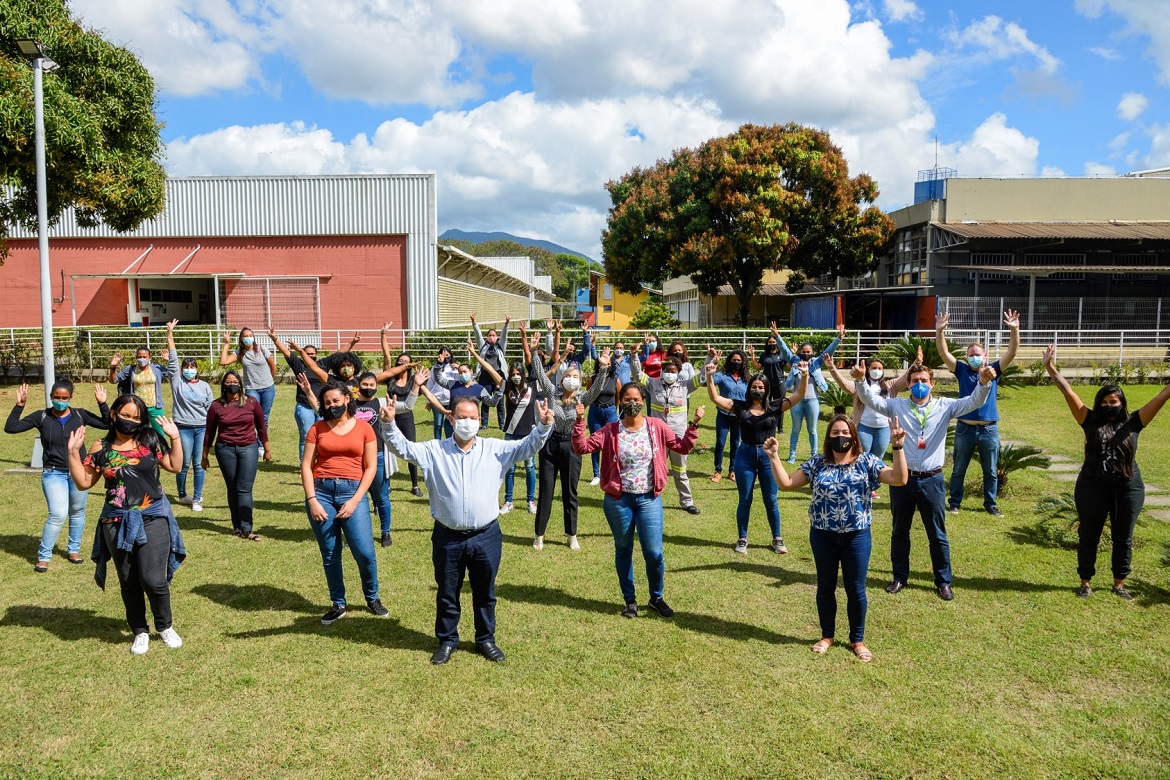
[70,0,1170,258]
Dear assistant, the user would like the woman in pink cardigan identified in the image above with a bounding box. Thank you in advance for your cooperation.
[573,384,705,619]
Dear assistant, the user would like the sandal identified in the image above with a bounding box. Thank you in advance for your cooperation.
[67,554,85,565]
[811,638,833,654]
[851,642,874,663]
[34,560,49,573]
[246,533,262,542]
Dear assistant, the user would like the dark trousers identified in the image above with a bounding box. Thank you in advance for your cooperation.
[1075,469,1144,581]
[393,412,420,488]
[714,411,741,474]
[101,517,172,634]
[215,442,258,535]
[808,526,871,643]
[536,434,581,536]
[889,472,952,587]
[480,377,505,428]
[432,520,502,646]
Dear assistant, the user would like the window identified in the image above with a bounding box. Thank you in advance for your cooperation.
[603,305,613,313]
[887,227,926,287]
[602,283,613,301]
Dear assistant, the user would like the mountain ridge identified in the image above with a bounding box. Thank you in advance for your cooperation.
[439,229,599,265]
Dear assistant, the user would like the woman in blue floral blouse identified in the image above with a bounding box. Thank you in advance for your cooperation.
[765,414,907,662]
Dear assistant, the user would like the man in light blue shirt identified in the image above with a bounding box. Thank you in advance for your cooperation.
[854,361,995,601]
[381,391,553,665]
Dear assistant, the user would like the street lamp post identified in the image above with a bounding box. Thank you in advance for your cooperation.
[15,39,59,408]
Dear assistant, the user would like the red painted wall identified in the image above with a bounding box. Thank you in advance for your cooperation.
[0,236,408,329]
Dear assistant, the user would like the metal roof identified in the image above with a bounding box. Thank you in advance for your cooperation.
[931,221,1170,241]
[438,245,556,302]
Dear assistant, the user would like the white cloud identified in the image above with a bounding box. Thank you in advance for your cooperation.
[946,15,1060,76]
[1041,165,1067,176]
[1089,45,1122,60]
[1108,131,1133,152]
[1077,0,1170,84]
[1117,92,1149,121]
[945,113,1041,177]
[883,0,922,23]
[167,122,348,175]
[1137,124,1170,171]
[1084,162,1118,176]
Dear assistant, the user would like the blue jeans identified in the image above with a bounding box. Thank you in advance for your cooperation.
[789,398,820,460]
[307,478,379,608]
[588,404,619,478]
[733,445,781,540]
[857,423,891,459]
[889,472,951,587]
[503,433,536,503]
[369,450,392,535]
[432,520,502,645]
[713,411,740,474]
[176,425,206,501]
[808,526,872,643]
[39,468,87,560]
[603,492,665,604]
[294,403,320,461]
[246,386,276,453]
[949,422,1000,511]
[215,442,258,535]
[432,406,453,440]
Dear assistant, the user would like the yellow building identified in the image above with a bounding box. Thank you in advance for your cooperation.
[588,269,657,329]
[662,269,794,327]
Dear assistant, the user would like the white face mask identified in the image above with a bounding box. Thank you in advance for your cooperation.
[562,376,580,392]
[614,349,624,358]
[452,418,480,440]
[661,372,679,384]
[869,369,884,381]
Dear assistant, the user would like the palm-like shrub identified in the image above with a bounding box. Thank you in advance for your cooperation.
[819,382,854,419]
[975,442,1051,487]
[877,334,962,371]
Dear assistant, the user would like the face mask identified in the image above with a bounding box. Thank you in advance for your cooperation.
[453,418,480,440]
[661,372,679,384]
[1100,405,1123,420]
[749,389,765,400]
[339,367,354,379]
[322,404,346,420]
[223,383,241,396]
[51,400,70,412]
[136,358,150,368]
[614,349,624,358]
[182,369,198,381]
[869,369,884,381]
[620,400,643,418]
[799,354,813,362]
[114,417,139,435]
[730,361,742,371]
[510,374,522,385]
[647,341,657,351]
[562,376,581,392]
[967,355,983,369]
[671,352,684,360]
[242,336,254,347]
[829,435,853,454]
[359,387,377,399]
[459,373,473,385]
[766,343,777,352]
[910,382,930,401]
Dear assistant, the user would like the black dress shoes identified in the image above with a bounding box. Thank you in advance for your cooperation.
[431,644,456,665]
[885,580,905,594]
[937,585,954,601]
[477,642,505,662]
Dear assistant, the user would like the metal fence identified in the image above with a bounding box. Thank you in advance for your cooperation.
[941,297,1168,334]
[4,324,1170,383]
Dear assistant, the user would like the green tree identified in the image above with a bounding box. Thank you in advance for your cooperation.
[0,0,167,260]
[555,252,592,302]
[628,296,680,330]
[601,123,895,326]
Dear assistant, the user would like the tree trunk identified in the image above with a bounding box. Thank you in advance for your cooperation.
[736,288,753,327]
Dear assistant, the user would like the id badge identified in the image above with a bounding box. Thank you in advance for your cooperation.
[917,437,927,449]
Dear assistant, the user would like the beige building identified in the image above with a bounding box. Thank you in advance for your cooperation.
[436,245,555,326]
[663,269,795,327]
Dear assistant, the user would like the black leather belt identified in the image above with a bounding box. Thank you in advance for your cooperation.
[908,468,942,478]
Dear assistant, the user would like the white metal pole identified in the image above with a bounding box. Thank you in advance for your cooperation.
[33,57,55,405]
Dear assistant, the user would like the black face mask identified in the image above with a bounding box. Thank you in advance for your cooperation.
[359,387,377,399]
[322,404,346,420]
[765,343,777,351]
[671,352,684,359]
[222,383,241,396]
[749,389,765,400]
[1100,405,1123,420]
[730,361,742,371]
[829,435,853,453]
[114,417,140,435]
[800,354,814,361]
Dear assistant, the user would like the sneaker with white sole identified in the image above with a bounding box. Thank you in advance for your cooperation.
[528,500,537,514]
[177,496,194,507]
[589,477,601,487]
[533,535,544,551]
[500,501,514,515]
[192,500,203,512]
[321,605,347,625]
[733,538,748,554]
[130,633,150,655]
[159,627,183,649]
[771,538,788,555]
[568,535,580,550]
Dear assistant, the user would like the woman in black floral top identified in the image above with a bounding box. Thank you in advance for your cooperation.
[68,394,186,656]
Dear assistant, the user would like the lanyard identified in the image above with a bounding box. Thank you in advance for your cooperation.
[910,400,933,432]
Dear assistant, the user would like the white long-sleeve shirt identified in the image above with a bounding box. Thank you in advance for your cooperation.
[857,381,992,472]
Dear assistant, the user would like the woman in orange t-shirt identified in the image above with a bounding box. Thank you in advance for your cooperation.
[301,382,385,625]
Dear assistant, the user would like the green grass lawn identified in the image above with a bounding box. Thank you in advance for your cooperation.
[0,383,1167,779]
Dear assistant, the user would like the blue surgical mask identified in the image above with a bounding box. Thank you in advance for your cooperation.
[182,368,198,381]
[910,382,930,400]
[647,341,657,351]
[242,336,254,347]
[51,400,70,412]
[459,373,472,385]
[967,355,983,369]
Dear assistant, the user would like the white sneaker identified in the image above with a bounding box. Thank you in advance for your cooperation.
[533,535,544,551]
[159,627,183,649]
[500,501,514,515]
[589,477,600,487]
[130,633,150,655]
[568,535,580,550]
[177,496,194,506]
[528,500,537,515]
[192,501,203,512]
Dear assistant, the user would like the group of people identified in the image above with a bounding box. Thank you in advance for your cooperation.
[7,310,1166,664]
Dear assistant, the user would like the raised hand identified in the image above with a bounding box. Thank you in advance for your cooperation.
[469,311,477,324]
[554,321,563,333]
[692,405,706,424]
[379,403,397,424]
[536,399,555,426]
[763,436,778,456]
[350,332,361,346]
[167,319,179,332]
[158,415,179,440]
[889,416,906,448]
[267,326,278,341]
[94,384,106,405]
[769,321,779,336]
[563,340,575,357]
[110,352,122,368]
[1003,309,1020,329]
[837,323,846,340]
[16,383,28,406]
[294,372,312,394]
[706,344,716,358]
[222,332,232,345]
[978,364,997,385]
[936,312,950,332]
[915,345,924,364]
[518,321,527,336]
[504,313,511,325]
[644,333,652,345]
[414,366,431,386]
[796,360,810,375]
[528,332,541,350]
[67,426,87,453]
[381,321,394,333]
[465,338,476,354]
[850,362,865,381]
[576,401,586,420]
[597,347,612,367]
[1042,344,1056,367]
[746,344,756,358]
[160,349,169,362]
